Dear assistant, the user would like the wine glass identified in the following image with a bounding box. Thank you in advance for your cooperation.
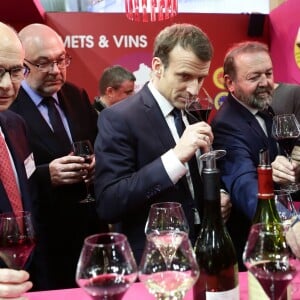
[76,233,138,300]
[243,222,299,300]
[0,211,36,270]
[274,190,299,229]
[272,114,300,192]
[184,92,226,161]
[185,87,214,122]
[145,202,189,236]
[72,140,95,203]
[139,231,199,300]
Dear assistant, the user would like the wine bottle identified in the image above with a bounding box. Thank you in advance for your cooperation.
[249,149,291,300]
[193,155,239,300]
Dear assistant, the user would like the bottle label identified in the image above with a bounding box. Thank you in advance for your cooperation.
[205,285,239,299]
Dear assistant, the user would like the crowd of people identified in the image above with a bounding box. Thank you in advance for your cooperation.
[0,20,300,299]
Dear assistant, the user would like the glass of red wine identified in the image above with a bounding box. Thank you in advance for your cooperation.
[243,222,299,300]
[0,211,36,270]
[76,233,138,300]
[272,114,300,192]
[72,140,95,203]
[184,91,226,161]
[139,231,199,300]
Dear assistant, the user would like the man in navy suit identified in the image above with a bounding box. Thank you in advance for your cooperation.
[211,41,279,270]
[10,24,107,290]
[94,23,232,263]
[0,22,40,298]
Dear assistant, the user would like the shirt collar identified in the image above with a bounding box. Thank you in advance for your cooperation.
[231,93,258,116]
[148,81,174,118]
[21,80,59,106]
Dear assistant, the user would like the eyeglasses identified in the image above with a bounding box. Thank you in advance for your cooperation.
[0,66,27,82]
[24,55,72,72]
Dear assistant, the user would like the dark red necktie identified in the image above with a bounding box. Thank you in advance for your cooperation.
[171,108,203,203]
[0,134,23,214]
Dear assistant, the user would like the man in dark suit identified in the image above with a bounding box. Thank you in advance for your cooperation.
[0,22,39,298]
[210,41,278,270]
[94,23,231,263]
[10,23,106,290]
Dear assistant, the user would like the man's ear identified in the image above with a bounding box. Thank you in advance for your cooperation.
[224,74,234,93]
[152,57,163,77]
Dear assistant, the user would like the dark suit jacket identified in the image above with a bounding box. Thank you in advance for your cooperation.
[0,111,33,213]
[94,84,198,263]
[211,93,278,270]
[10,82,106,289]
[0,110,48,289]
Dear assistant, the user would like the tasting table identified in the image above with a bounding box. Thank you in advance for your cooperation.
[25,272,300,299]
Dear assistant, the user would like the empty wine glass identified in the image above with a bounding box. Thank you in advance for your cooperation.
[76,233,138,300]
[145,202,189,236]
[272,114,300,192]
[274,190,299,229]
[0,211,36,270]
[243,223,299,300]
[139,232,199,300]
[72,140,95,203]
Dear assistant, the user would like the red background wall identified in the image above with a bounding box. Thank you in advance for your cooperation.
[45,12,269,106]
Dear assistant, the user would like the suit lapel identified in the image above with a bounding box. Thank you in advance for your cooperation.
[0,113,32,212]
[140,85,193,197]
[141,86,176,150]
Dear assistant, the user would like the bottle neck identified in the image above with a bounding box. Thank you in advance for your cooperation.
[253,165,281,223]
[202,169,223,225]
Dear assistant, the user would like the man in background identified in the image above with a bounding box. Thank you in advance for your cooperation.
[10,23,106,290]
[93,65,136,113]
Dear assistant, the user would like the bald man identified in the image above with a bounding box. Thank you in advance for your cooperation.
[10,23,107,289]
[0,22,35,298]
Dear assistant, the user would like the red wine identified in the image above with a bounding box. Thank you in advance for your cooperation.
[277,137,298,156]
[83,274,130,300]
[0,236,36,269]
[249,262,296,299]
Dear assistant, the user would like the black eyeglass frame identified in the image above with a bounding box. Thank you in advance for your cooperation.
[24,54,72,72]
[0,66,29,82]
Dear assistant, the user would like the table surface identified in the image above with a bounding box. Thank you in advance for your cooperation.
[25,272,300,300]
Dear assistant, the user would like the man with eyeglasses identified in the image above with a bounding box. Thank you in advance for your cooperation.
[0,21,47,298]
[10,23,107,290]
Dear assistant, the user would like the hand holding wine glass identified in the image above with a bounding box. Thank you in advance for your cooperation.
[76,233,138,300]
[243,223,299,300]
[184,95,226,161]
[72,140,95,203]
[0,211,36,270]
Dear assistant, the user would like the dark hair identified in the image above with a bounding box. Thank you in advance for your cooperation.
[223,41,269,80]
[153,23,213,68]
[99,65,136,95]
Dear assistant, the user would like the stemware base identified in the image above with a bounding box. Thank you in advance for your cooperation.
[79,194,95,203]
